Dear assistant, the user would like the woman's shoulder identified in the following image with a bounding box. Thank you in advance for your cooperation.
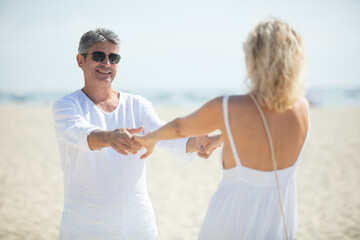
[202,94,256,116]
[227,94,255,108]
[204,95,246,109]
[292,98,310,124]
[290,97,309,115]
[214,94,250,103]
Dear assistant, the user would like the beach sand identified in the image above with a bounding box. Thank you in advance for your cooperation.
[0,104,359,239]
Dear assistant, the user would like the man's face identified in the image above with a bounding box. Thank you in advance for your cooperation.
[77,42,118,89]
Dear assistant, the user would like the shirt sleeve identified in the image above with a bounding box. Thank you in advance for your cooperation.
[52,96,102,151]
[138,96,196,161]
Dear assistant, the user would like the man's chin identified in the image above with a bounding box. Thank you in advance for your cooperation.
[93,78,113,88]
[97,77,113,83]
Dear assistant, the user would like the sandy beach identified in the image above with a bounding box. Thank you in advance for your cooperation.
[0,103,359,239]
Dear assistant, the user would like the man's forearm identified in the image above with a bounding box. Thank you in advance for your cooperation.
[87,129,111,150]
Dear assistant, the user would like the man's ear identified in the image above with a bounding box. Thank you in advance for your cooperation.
[76,54,85,68]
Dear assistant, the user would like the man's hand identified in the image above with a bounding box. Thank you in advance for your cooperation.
[195,135,210,159]
[196,134,223,159]
[109,127,144,155]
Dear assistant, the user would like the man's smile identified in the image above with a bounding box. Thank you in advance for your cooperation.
[96,68,112,75]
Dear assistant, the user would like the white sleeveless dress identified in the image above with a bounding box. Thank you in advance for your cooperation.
[198,96,309,240]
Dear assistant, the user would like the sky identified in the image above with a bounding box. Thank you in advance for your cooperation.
[0,0,359,93]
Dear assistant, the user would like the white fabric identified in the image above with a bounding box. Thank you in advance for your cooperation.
[53,90,194,240]
[198,96,310,240]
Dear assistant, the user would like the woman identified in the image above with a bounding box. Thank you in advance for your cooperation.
[135,19,309,240]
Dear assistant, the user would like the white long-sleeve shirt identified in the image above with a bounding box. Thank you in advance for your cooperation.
[53,90,194,240]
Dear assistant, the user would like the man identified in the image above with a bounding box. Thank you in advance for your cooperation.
[53,28,218,240]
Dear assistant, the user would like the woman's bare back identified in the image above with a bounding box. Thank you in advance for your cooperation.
[221,95,309,171]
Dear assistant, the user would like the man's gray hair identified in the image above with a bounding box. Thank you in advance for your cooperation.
[78,28,120,54]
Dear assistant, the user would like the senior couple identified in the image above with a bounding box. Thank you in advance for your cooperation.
[53,19,309,240]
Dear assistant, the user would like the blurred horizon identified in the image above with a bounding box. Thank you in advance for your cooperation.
[1,85,360,107]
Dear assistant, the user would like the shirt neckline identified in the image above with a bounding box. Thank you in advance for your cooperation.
[78,89,123,115]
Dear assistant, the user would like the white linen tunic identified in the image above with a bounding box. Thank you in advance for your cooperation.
[198,96,309,240]
[53,90,193,240]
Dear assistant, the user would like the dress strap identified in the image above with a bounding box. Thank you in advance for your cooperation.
[248,93,289,240]
[222,96,242,167]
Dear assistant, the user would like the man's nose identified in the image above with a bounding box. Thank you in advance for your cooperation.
[101,55,111,65]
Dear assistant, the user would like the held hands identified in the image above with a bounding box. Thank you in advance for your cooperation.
[108,126,223,159]
[195,134,223,159]
[195,135,211,158]
[133,133,223,160]
[133,134,157,160]
[109,126,144,155]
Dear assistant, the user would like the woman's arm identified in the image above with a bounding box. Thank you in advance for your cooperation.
[135,96,224,159]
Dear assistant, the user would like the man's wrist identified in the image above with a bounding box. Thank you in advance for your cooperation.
[88,129,112,150]
[186,137,196,153]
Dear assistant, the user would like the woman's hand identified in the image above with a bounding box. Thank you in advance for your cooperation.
[133,134,158,160]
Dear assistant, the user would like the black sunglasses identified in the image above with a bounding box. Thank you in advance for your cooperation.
[83,51,121,64]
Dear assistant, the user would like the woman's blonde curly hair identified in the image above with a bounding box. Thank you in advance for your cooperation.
[243,19,307,112]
